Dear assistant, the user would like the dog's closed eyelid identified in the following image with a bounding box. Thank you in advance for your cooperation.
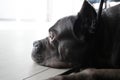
[49,31,55,38]
[49,31,57,43]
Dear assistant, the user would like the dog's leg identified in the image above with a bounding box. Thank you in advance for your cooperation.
[47,69,120,80]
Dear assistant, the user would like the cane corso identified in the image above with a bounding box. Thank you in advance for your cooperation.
[32,0,120,80]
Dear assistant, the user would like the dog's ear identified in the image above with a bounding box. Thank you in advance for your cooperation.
[73,0,97,40]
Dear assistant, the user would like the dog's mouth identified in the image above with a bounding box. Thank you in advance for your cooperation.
[32,46,44,63]
[31,38,74,68]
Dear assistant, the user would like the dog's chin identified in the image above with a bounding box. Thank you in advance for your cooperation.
[33,57,73,68]
[41,62,74,69]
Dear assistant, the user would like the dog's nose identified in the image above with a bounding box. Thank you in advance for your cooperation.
[33,41,42,48]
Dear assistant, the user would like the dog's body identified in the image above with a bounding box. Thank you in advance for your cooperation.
[32,0,120,80]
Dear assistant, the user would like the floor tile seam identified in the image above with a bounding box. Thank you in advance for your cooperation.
[22,68,50,80]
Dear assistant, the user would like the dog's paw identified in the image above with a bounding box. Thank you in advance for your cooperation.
[46,75,77,80]
[46,69,96,80]
[46,76,65,80]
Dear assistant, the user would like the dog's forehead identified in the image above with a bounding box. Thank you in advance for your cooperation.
[49,16,76,34]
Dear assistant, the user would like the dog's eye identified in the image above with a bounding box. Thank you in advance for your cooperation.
[49,31,55,42]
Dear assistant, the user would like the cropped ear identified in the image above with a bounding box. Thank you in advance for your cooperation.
[73,0,97,40]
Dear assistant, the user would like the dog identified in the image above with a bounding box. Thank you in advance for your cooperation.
[32,0,120,80]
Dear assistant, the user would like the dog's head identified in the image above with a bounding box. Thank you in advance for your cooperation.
[32,0,97,68]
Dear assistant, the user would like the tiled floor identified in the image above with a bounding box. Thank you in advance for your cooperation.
[0,21,68,80]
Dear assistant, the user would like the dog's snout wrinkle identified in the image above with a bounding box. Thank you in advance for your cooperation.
[33,41,43,48]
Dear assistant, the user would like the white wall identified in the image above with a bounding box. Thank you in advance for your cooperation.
[48,0,84,22]
[16,0,47,22]
[0,0,47,21]
[0,0,84,22]
[0,0,16,19]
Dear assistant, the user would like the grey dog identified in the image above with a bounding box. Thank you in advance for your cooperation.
[32,0,120,80]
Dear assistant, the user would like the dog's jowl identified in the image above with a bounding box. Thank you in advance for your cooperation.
[32,0,120,80]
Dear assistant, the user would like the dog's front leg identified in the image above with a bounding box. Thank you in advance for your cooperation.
[46,69,95,80]
[47,69,120,80]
